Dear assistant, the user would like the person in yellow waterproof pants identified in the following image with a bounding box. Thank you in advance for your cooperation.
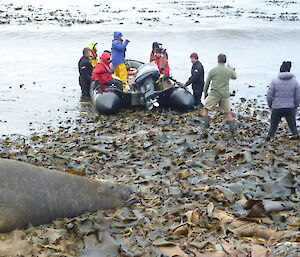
[111,32,130,92]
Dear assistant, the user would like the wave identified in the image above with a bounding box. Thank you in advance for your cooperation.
[180,25,300,40]
[0,20,300,43]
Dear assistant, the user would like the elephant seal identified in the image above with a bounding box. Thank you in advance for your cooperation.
[0,158,132,233]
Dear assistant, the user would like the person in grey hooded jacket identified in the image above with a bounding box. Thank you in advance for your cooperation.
[266,61,300,140]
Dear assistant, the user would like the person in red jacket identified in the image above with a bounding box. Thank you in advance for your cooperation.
[92,51,123,92]
[155,48,170,76]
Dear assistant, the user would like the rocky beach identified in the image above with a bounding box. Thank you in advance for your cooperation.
[0,100,300,256]
[0,0,300,256]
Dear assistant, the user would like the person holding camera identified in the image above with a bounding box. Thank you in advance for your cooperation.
[155,48,170,76]
[150,42,159,62]
[111,31,130,91]
[158,43,168,60]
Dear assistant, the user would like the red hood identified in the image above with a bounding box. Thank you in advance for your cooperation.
[100,52,111,66]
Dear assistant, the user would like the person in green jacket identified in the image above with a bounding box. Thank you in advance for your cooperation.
[202,54,237,133]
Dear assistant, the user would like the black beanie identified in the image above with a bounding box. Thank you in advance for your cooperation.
[152,42,159,49]
[280,61,292,72]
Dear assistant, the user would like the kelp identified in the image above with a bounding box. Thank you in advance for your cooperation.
[0,99,299,256]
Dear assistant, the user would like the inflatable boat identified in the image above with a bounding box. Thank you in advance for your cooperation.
[90,60,194,115]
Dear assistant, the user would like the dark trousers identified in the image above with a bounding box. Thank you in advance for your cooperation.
[268,108,299,137]
[79,79,91,98]
[192,84,203,106]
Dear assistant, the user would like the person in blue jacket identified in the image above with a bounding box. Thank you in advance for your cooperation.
[111,32,130,91]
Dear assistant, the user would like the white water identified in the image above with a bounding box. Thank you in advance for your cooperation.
[0,0,300,135]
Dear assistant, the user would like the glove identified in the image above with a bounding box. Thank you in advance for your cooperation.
[125,39,130,43]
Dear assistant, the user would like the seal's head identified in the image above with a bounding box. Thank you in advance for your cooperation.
[96,180,133,208]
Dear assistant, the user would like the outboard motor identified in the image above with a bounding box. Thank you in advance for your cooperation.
[134,63,160,109]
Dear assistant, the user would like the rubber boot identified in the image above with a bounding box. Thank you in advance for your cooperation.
[227,120,236,134]
[202,116,210,129]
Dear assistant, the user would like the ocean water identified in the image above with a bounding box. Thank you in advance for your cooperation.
[0,0,299,135]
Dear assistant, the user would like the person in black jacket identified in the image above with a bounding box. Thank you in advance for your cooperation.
[185,52,204,107]
[78,47,93,98]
